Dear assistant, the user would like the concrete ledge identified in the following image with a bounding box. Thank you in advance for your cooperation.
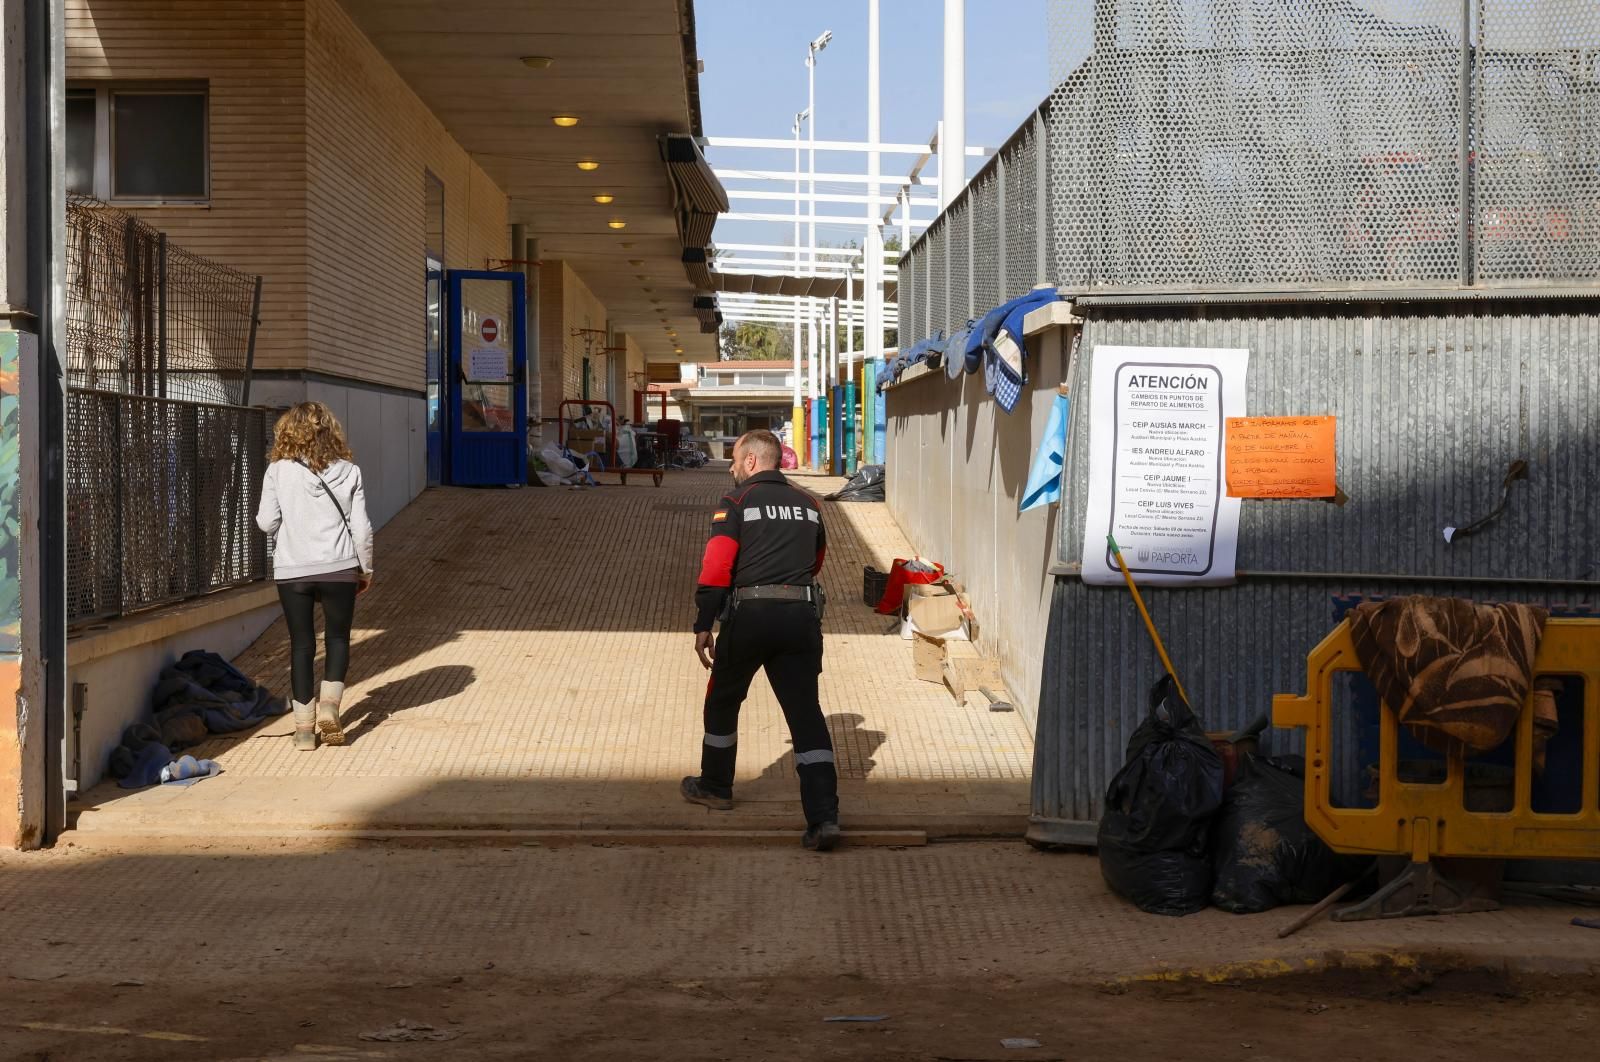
[1023,299,1082,336]
[69,584,279,666]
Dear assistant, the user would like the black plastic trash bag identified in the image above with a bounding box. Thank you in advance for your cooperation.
[1097,676,1226,916]
[1210,755,1368,914]
[826,465,885,503]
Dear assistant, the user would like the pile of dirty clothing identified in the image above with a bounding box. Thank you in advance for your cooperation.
[107,650,283,790]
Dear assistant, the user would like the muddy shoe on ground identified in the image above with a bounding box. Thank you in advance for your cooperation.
[292,701,317,752]
[803,822,841,852]
[680,776,733,811]
[316,681,347,747]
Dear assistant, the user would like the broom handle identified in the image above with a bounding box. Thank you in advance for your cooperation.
[1108,536,1188,706]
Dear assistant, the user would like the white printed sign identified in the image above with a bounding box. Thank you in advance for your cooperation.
[469,346,509,382]
[1080,345,1250,587]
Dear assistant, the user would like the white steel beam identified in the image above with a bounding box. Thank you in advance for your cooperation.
[715,168,941,187]
[708,135,990,156]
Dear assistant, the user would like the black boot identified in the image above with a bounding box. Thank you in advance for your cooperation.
[802,821,841,852]
[680,776,733,811]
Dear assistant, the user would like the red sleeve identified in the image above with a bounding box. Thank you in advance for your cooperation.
[698,536,739,587]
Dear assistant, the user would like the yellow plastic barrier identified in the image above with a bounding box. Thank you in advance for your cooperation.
[1273,617,1600,863]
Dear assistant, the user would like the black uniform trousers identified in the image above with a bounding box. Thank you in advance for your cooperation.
[700,599,838,826]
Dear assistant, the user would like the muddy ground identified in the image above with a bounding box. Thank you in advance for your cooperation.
[5,963,1597,1061]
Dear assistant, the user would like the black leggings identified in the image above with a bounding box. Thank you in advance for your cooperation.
[276,582,358,704]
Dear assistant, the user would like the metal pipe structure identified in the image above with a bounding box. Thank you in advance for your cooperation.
[940,0,966,210]
[862,0,883,478]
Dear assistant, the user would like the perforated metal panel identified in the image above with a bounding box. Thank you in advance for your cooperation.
[1054,0,1472,290]
[927,218,948,338]
[946,197,972,325]
[971,170,1002,312]
[1474,0,1600,284]
[899,252,917,353]
[1003,120,1041,298]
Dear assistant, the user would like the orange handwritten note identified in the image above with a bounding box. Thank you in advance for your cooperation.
[1225,416,1337,499]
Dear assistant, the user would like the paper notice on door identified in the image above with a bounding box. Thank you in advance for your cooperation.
[1225,416,1337,498]
[469,346,509,382]
[1080,346,1250,587]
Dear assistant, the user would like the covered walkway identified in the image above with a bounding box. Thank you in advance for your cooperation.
[72,473,1031,840]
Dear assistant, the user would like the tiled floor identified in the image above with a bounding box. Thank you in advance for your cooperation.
[73,469,1033,837]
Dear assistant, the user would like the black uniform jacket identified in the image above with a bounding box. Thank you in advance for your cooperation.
[693,470,827,633]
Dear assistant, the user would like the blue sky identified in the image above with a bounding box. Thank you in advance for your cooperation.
[696,0,1055,247]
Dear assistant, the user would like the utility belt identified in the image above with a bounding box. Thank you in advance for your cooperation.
[727,582,826,622]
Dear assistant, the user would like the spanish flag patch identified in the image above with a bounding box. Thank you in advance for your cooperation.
[712,510,728,523]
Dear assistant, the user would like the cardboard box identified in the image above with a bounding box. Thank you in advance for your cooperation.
[942,641,1004,699]
[912,631,947,684]
[906,584,963,637]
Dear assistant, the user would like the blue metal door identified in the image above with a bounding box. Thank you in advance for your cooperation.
[447,270,527,486]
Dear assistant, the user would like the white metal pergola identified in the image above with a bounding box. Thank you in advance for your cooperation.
[702,0,982,469]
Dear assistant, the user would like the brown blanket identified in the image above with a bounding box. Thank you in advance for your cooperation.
[1348,596,1548,755]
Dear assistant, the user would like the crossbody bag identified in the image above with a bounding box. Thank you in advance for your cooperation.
[296,460,368,576]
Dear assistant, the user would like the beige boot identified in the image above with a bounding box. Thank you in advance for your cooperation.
[292,701,317,751]
[316,681,347,746]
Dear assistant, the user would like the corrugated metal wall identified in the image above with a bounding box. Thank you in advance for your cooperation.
[1030,300,1600,844]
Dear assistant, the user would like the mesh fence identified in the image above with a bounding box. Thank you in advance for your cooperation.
[1474,0,1600,283]
[67,391,272,625]
[971,170,1002,311]
[66,194,260,405]
[895,0,1600,349]
[927,217,948,337]
[947,197,972,324]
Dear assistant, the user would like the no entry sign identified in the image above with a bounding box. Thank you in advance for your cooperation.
[480,317,500,344]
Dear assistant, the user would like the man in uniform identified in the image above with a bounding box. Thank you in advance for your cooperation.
[681,429,840,851]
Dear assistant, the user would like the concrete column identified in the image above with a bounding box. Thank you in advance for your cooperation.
[522,234,542,450]
[0,0,65,850]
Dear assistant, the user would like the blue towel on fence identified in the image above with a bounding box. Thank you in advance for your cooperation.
[1021,392,1071,511]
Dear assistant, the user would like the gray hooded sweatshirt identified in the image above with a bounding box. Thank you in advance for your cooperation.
[256,459,375,581]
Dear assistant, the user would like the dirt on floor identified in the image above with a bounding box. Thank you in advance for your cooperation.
[4,962,1597,1062]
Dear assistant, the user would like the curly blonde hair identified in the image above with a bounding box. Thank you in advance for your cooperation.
[270,402,353,472]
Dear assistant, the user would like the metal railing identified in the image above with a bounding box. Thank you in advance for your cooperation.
[64,197,271,625]
[66,194,261,406]
[66,391,272,626]
[897,0,1600,347]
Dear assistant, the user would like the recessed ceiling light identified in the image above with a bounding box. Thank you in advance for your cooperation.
[627,259,644,267]
[552,115,580,127]
[620,242,635,249]
[577,160,600,171]
[592,193,615,204]
[607,219,627,230]
[674,347,684,354]
[520,56,555,69]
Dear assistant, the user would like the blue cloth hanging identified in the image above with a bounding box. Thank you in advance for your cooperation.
[1021,392,1070,512]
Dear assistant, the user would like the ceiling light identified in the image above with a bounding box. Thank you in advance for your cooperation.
[592,193,615,204]
[552,115,580,127]
[577,160,600,171]
[674,347,684,354]
[607,219,627,230]
[520,56,555,69]
[628,259,644,267]
[620,242,635,249]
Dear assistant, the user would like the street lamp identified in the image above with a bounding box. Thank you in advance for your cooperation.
[791,107,810,453]
[806,29,832,465]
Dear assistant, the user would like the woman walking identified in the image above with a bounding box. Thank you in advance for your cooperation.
[256,402,374,750]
